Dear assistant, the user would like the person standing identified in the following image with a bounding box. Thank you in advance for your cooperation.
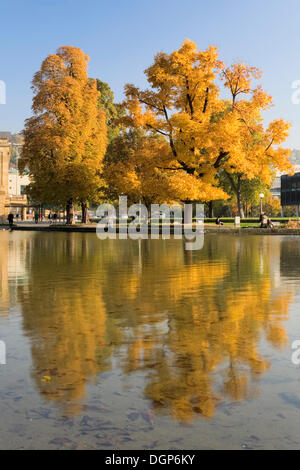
[34,212,39,224]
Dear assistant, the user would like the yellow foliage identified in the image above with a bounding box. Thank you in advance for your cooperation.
[19,46,107,207]
[120,40,292,203]
[9,233,293,419]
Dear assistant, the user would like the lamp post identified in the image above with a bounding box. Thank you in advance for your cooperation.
[259,193,265,215]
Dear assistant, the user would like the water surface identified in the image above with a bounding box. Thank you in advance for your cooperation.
[1,231,300,449]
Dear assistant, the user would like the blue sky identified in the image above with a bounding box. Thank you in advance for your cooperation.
[1,0,300,147]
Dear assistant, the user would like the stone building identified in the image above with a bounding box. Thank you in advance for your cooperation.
[8,170,30,197]
[0,137,10,221]
[0,132,28,221]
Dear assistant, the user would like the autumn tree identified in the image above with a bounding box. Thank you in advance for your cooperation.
[19,46,107,224]
[215,62,293,217]
[121,40,293,217]
[259,192,281,217]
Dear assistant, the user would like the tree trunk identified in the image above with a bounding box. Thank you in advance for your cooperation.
[236,187,245,219]
[208,201,214,218]
[66,199,75,225]
[184,201,193,225]
[225,172,245,219]
[81,202,89,224]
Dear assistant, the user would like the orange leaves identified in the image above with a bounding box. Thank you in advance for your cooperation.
[167,171,228,202]
[24,41,293,208]
[266,119,292,145]
[250,85,273,111]
[120,40,292,204]
[221,62,262,101]
[20,46,107,205]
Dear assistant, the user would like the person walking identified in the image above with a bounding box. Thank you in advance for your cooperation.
[34,212,39,224]
[7,212,14,230]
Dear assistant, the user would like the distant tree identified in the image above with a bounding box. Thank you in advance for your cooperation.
[10,147,19,169]
[218,174,268,218]
[261,193,281,217]
[95,79,124,144]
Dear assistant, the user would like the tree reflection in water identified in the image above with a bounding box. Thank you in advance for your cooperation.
[11,233,293,421]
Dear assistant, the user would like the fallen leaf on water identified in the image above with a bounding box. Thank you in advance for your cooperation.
[42,376,52,382]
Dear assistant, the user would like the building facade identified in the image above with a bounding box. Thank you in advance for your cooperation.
[8,170,30,197]
[271,150,300,202]
[0,138,10,221]
[281,173,300,208]
[0,133,28,221]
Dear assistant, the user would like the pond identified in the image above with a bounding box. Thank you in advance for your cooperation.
[1,231,300,449]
